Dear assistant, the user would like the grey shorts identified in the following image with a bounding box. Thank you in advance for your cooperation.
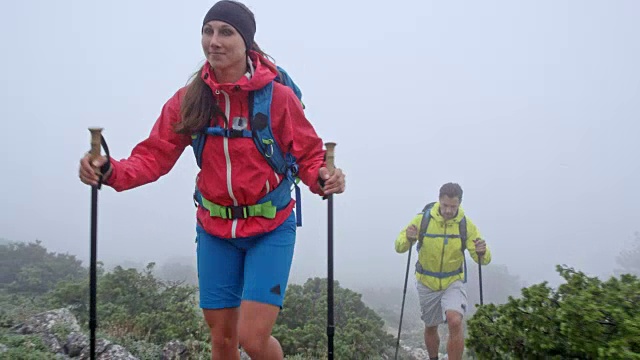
[416,280,467,327]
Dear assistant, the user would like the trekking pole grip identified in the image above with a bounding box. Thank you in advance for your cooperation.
[89,127,103,160]
[325,142,336,172]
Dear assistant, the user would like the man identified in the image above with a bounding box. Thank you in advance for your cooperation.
[395,183,491,360]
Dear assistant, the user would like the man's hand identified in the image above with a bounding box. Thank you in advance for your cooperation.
[406,225,418,243]
[473,238,486,256]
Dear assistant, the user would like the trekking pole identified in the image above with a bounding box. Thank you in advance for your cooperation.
[478,255,484,306]
[395,243,413,360]
[88,127,107,360]
[325,142,336,360]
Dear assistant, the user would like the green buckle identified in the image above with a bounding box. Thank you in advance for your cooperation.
[201,197,277,220]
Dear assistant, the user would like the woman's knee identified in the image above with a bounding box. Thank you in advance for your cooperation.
[211,332,238,351]
[238,325,272,354]
[238,318,276,354]
[203,309,239,349]
[239,336,270,356]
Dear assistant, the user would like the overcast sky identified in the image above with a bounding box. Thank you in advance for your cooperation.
[1,0,638,290]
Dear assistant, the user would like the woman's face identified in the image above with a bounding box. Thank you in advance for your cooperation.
[201,20,246,71]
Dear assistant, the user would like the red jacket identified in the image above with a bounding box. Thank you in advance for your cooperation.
[106,52,326,238]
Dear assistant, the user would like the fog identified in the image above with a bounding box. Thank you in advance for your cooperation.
[1,0,638,301]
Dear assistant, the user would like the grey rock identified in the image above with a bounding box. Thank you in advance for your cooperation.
[11,308,80,353]
[161,340,189,360]
[65,331,89,357]
[97,344,139,360]
[78,338,138,360]
[12,308,80,335]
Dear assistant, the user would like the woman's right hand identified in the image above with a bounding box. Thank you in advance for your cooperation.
[79,153,111,186]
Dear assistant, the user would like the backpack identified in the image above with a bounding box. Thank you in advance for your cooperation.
[191,66,304,227]
[415,202,469,282]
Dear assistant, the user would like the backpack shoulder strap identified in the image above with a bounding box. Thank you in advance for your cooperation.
[191,132,206,169]
[459,215,469,283]
[417,202,436,250]
[250,79,303,227]
[249,82,289,175]
[459,216,468,253]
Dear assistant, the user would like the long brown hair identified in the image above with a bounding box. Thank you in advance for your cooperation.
[174,42,276,135]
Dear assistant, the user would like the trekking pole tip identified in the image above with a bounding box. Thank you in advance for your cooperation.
[324,142,336,172]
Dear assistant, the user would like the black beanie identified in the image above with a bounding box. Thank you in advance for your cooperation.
[202,1,256,51]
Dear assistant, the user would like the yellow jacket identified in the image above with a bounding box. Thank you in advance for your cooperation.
[395,202,491,291]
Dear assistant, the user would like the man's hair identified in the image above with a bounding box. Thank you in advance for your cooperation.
[439,182,463,201]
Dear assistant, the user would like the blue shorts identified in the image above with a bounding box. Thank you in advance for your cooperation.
[196,212,296,309]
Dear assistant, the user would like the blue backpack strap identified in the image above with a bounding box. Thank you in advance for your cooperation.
[416,202,436,251]
[191,126,252,169]
[191,132,206,169]
[250,82,290,174]
[250,82,302,227]
[204,126,252,138]
[415,263,464,278]
[459,216,468,283]
[459,216,467,248]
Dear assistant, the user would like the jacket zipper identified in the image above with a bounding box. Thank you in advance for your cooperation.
[439,221,447,291]
[218,89,239,238]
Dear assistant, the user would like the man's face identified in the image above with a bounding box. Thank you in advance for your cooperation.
[439,195,461,220]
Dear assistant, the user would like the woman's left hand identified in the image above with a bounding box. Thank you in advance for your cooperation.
[318,167,346,195]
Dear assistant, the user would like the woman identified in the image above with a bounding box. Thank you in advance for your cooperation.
[78,1,346,359]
